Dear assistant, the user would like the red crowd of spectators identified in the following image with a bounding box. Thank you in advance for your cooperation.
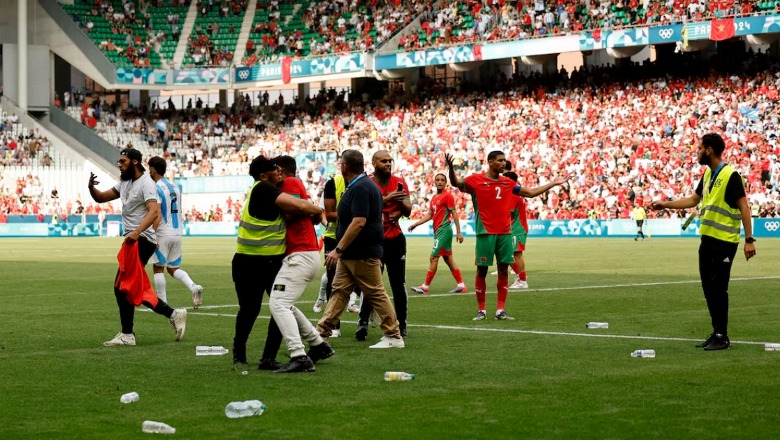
[46,48,780,222]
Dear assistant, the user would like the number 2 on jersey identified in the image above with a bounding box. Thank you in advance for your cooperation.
[495,187,502,199]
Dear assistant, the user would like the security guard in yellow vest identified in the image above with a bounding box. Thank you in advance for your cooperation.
[232,156,324,368]
[318,175,346,302]
[650,133,756,351]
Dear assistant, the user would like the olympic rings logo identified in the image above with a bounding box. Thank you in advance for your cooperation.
[765,221,780,232]
[658,29,674,39]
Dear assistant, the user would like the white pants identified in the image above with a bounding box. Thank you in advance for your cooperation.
[269,251,322,357]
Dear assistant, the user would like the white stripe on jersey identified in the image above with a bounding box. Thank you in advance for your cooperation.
[156,178,183,236]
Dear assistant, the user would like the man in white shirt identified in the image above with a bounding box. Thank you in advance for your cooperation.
[88,149,188,346]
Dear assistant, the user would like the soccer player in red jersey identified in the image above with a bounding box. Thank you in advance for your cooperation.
[504,171,530,289]
[445,151,570,320]
[408,173,467,294]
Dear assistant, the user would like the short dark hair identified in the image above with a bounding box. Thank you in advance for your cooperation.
[504,161,513,172]
[434,173,447,182]
[148,156,166,175]
[702,133,726,157]
[273,155,297,175]
[503,171,518,182]
[487,150,505,162]
[341,149,364,174]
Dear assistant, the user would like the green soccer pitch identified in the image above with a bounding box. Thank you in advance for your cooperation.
[1,237,779,439]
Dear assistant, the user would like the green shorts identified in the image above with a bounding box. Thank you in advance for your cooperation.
[431,225,453,257]
[513,232,527,253]
[475,234,515,267]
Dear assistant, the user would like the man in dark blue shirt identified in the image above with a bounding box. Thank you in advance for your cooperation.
[317,149,404,348]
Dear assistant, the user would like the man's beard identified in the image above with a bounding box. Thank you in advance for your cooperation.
[698,154,711,166]
[120,168,134,181]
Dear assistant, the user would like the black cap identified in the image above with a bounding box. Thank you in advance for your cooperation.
[120,148,145,171]
[249,156,276,179]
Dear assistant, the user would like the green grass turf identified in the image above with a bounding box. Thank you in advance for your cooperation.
[1,237,779,439]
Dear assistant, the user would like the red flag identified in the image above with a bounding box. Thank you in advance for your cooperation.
[710,17,735,41]
[281,56,292,84]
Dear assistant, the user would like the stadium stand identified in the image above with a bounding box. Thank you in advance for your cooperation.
[182,0,248,67]
[55,47,780,221]
[60,0,165,68]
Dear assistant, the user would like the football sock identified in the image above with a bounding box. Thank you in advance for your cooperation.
[475,275,487,310]
[519,271,527,282]
[497,273,509,310]
[510,262,521,277]
[424,270,435,286]
[173,269,196,292]
[452,269,463,284]
[154,272,167,302]
[318,273,328,301]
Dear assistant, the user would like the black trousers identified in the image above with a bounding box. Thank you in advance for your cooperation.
[359,234,407,329]
[114,236,176,334]
[698,237,738,336]
[231,253,284,363]
[323,236,338,300]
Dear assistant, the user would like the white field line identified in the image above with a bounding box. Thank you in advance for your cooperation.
[140,276,780,347]
[177,274,780,310]
[182,311,776,346]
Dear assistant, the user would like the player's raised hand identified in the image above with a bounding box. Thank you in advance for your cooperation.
[88,172,99,188]
[444,153,454,168]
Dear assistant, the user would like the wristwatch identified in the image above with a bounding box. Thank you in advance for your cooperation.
[335,247,343,254]
[745,237,756,244]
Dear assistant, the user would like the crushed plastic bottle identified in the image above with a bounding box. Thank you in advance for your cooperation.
[120,392,139,404]
[141,420,176,434]
[384,371,415,381]
[225,400,266,418]
[196,346,229,356]
[630,349,656,358]
[585,322,609,329]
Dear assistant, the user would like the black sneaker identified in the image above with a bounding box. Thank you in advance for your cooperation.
[258,358,284,371]
[695,333,715,348]
[233,359,248,370]
[400,327,408,338]
[307,342,335,363]
[703,334,731,351]
[355,323,368,341]
[274,355,316,373]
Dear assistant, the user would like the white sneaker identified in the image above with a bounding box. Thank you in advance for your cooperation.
[368,310,380,328]
[331,329,341,338]
[490,270,498,276]
[191,285,203,308]
[169,308,187,341]
[347,303,359,313]
[313,299,325,313]
[104,332,136,347]
[369,335,405,349]
[509,279,529,289]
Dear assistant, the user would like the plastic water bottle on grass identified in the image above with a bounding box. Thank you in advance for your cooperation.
[631,349,656,358]
[764,343,780,351]
[384,371,415,381]
[141,420,176,434]
[120,392,139,403]
[196,346,229,356]
[586,322,609,329]
[225,400,266,418]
